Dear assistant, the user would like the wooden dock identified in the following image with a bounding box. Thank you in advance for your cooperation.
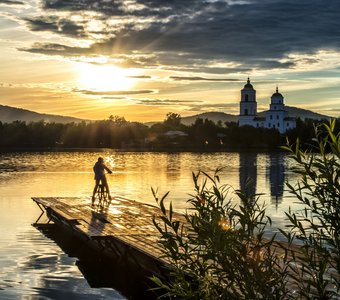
[32,196,176,279]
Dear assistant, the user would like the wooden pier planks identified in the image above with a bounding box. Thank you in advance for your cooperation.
[32,196,176,276]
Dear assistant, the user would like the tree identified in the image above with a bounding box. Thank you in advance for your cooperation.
[109,115,127,126]
[164,112,181,128]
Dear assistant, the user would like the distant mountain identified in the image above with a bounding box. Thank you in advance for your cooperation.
[258,106,331,121]
[180,107,331,126]
[0,103,332,125]
[0,104,84,123]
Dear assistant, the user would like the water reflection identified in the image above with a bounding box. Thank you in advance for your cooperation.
[239,152,257,197]
[0,224,121,300]
[0,151,297,299]
[268,153,285,207]
[238,152,287,206]
[34,223,156,300]
[166,153,181,180]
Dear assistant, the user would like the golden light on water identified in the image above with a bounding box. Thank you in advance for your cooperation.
[77,64,138,91]
[104,156,116,169]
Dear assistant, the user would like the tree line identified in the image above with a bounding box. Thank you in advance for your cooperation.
[0,112,338,150]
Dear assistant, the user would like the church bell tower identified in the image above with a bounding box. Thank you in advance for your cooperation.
[239,78,257,126]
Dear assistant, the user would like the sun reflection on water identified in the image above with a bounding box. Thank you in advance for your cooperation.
[0,151,301,299]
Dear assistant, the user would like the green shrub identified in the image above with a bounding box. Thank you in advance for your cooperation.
[281,119,340,299]
[151,170,288,299]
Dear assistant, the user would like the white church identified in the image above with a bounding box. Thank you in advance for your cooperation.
[238,78,296,134]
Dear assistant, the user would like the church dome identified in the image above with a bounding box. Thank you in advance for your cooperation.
[244,77,253,89]
[271,86,283,98]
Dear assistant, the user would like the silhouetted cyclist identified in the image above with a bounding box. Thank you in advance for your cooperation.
[92,157,112,205]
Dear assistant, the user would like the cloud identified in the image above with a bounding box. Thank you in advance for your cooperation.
[135,98,239,113]
[19,0,340,73]
[0,0,24,5]
[126,75,151,79]
[40,0,202,18]
[186,103,240,112]
[19,42,91,56]
[170,76,240,82]
[324,108,340,113]
[138,98,202,106]
[76,89,155,95]
[24,16,87,38]
[101,96,127,100]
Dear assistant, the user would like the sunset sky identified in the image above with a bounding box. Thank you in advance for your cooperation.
[0,0,339,121]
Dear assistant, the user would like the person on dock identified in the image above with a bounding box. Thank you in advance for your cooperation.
[92,157,112,205]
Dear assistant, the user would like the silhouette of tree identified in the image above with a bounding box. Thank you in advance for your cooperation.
[164,112,181,129]
[0,115,336,151]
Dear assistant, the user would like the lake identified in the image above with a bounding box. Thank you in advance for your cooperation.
[0,151,301,299]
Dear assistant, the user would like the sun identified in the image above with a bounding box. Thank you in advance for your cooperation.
[77,63,136,91]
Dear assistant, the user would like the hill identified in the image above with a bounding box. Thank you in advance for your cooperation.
[178,107,331,126]
[0,104,332,125]
[0,104,84,123]
[258,106,330,121]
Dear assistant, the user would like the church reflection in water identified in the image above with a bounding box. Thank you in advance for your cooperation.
[239,152,285,207]
[239,152,257,197]
[268,153,285,207]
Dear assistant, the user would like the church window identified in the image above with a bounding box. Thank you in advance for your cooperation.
[273,124,275,128]
[270,115,272,120]
[245,94,249,102]
[256,123,259,127]
[287,123,289,127]
[277,123,280,127]
[277,115,279,120]
[274,106,276,109]
[244,109,248,115]
[269,123,271,127]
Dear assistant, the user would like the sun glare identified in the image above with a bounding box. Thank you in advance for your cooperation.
[77,64,137,91]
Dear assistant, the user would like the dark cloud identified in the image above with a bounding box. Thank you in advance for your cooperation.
[0,0,24,5]
[19,42,91,56]
[135,99,240,113]
[248,60,296,70]
[170,76,239,82]
[126,75,151,79]
[189,66,251,75]
[24,16,86,38]
[137,98,239,111]
[20,0,340,72]
[138,98,201,106]
[76,89,155,95]
[41,0,203,18]
[102,96,126,99]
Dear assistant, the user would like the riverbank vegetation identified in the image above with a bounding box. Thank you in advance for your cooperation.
[152,120,340,299]
[0,113,337,151]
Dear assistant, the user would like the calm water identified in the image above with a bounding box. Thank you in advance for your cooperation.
[0,151,301,299]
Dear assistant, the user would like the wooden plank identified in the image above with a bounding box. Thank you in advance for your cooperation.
[32,196,173,271]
